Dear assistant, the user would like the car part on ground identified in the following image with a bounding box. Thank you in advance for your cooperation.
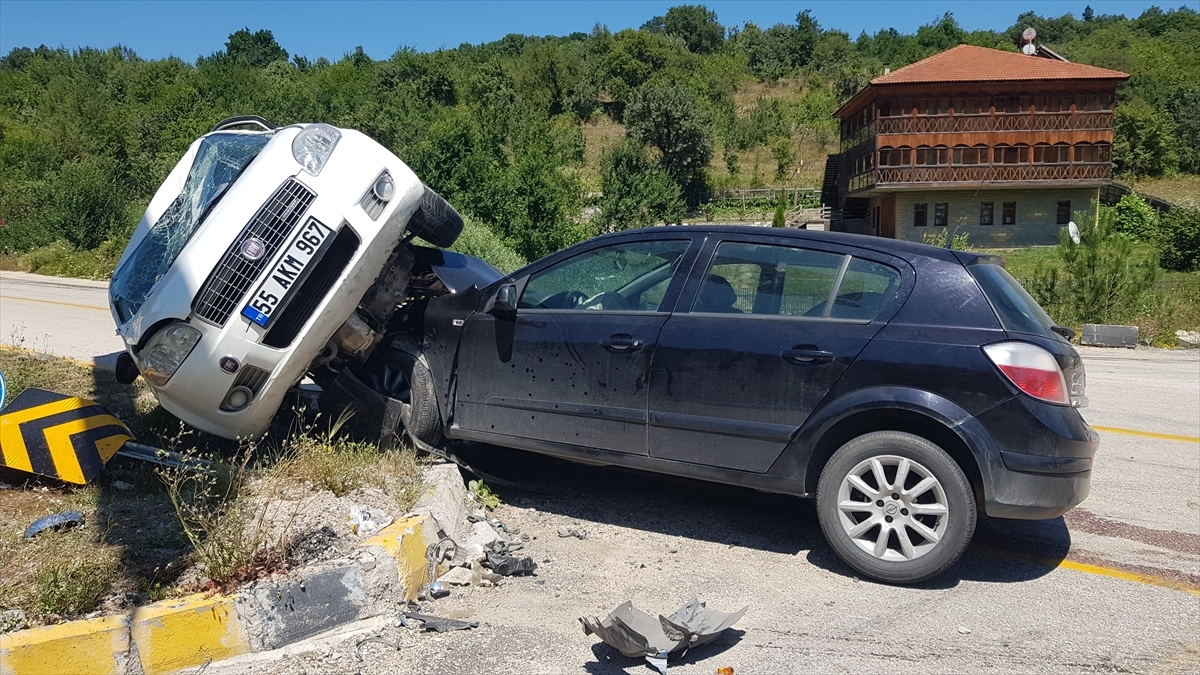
[24,510,85,538]
[580,598,748,668]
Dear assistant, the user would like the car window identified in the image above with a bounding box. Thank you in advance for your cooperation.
[693,242,844,316]
[827,258,901,320]
[518,239,690,311]
[968,262,1057,338]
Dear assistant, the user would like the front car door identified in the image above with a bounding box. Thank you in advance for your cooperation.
[647,234,908,472]
[454,235,697,455]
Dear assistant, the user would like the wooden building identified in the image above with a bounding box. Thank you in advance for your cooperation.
[823,44,1129,246]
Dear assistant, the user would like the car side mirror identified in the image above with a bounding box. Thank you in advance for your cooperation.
[492,283,518,314]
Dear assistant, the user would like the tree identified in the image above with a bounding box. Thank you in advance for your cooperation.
[772,189,786,227]
[1112,194,1158,241]
[222,28,288,67]
[1114,98,1178,176]
[643,5,725,54]
[624,83,713,200]
[1167,89,1200,174]
[597,141,684,231]
[1156,207,1200,272]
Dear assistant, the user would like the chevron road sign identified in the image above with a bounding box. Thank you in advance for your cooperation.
[0,388,132,484]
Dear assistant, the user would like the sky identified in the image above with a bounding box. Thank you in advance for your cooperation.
[0,0,1185,62]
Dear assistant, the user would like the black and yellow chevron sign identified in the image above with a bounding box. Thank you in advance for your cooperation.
[0,388,131,484]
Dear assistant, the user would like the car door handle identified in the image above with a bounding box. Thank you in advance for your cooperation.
[782,348,834,365]
[602,335,645,353]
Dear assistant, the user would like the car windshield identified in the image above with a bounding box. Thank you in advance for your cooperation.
[968,262,1058,338]
[109,132,272,323]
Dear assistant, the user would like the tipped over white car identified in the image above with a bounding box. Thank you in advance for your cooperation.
[108,116,464,439]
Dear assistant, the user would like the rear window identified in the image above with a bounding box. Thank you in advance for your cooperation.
[968,263,1057,337]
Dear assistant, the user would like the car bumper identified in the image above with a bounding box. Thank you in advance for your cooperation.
[974,395,1099,520]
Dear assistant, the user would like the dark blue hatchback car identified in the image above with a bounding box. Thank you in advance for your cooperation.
[357,226,1097,583]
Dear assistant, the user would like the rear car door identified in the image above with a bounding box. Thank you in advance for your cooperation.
[647,234,908,472]
[454,236,697,455]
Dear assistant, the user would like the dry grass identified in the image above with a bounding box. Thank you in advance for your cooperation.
[1127,175,1200,208]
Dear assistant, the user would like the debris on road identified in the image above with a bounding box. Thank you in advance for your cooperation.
[402,611,479,633]
[557,528,588,539]
[484,550,537,576]
[24,510,85,538]
[348,504,393,536]
[958,626,973,634]
[437,566,474,587]
[580,598,748,672]
[354,636,400,662]
[0,609,27,633]
[424,581,450,599]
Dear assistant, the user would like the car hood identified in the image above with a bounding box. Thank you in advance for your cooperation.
[414,246,502,294]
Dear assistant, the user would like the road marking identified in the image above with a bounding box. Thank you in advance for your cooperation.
[1093,425,1200,444]
[974,544,1200,597]
[0,294,108,311]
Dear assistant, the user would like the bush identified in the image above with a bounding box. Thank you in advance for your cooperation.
[1156,206,1200,272]
[921,230,970,250]
[772,189,786,227]
[596,140,684,231]
[1111,194,1158,242]
[1028,206,1158,325]
[448,216,528,273]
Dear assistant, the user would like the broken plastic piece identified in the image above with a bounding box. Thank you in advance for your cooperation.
[402,611,478,633]
[717,668,734,675]
[557,528,588,539]
[484,551,537,576]
[24,511,85,538]
[646,649,669,675]
[426,581,449,599]
[348,505,393,536]
[580,598,748,660]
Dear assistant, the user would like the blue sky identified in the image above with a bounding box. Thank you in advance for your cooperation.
[0,1,1182,62]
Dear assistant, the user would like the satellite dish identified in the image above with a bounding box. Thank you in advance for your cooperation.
[1068,221,1081,244]
[1022,27,1037,42]
[1022,43,1037,55]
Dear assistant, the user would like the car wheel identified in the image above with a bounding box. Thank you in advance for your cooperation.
[407,185,464,249]
[400,351,444,446]
[816,431,976,584]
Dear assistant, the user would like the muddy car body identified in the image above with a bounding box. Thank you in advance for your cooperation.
[373,226,1097,583]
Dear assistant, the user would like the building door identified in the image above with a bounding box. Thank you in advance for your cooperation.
[879,195,896,238]
[871,205,881,235]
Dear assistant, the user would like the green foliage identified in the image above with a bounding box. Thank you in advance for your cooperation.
[1155,206,1200,272]
[921,230,971,250]
[624,83,713,201]
[772,189,786,227]
[217,28,289,67]
[468,479,501,511]
[1028,206,1158,325]
[597,140,684,230]
[1114,98,1178,177]
[448,216,528,273]
[643,5,725,54]
[1111,194,1158,241]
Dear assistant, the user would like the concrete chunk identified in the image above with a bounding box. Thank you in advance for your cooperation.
[1081,324,1138,348]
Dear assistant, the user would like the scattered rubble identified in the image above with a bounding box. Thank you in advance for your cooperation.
[402,611,479,633]
[348,504,393,536]
[1176,330,1200,349]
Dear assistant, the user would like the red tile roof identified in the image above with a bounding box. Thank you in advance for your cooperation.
[871,44,1129,85]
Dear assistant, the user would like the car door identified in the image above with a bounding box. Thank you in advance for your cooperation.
[647,234,908,472]
[454,236,697,455]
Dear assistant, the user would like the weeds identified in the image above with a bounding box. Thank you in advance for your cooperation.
[469,479,501,511]
[922,229,971,250]
[34,554,118,616]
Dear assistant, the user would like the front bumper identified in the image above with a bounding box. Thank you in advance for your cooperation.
[974,395,1099,520]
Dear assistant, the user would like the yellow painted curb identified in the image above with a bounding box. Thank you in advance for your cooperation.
[0,614,130,675]
[365,513,437,602]
[130,593,250,675]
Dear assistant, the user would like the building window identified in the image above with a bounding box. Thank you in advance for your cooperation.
[995,145,1028,164]
[1034,143,1070,164]
[1075,142,1107,163]
[914,203,927,227]
[1002,202,1017,225]
[934,203,948,227]
[880,147,911,166]
[953,145,988,165]
[916,146,948,166]
[980,202,994,226]
[1098,142,1112,162]
[1057,201,1071,225]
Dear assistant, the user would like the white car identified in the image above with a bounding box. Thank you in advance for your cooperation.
[109,116,463,439]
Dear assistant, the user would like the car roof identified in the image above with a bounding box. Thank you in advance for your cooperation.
[601,225,972,265]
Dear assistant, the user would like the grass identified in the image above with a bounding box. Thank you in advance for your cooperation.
[0,239,123,281]
[0,348,425,627]
[1125,174,1200,208]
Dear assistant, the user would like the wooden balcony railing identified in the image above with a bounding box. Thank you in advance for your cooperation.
[875,111,1113,136]
[846,163,1110,192]
[840,121,876,153]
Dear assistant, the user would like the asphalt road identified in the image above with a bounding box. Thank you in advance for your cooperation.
[3,273,1198,673]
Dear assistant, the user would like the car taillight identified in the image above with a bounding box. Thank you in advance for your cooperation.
[983,341,1070,405]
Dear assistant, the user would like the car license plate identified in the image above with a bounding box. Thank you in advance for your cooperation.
[242,218,334,328]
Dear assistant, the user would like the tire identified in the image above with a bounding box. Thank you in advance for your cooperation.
[816,431,976,584]
[362,348,444,446]
[407,185,464,249]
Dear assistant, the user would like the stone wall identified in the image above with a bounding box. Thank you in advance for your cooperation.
[885,187,1099,247]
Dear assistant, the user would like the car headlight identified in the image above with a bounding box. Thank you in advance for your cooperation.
[137,322,201,386]
[292,124,341,175]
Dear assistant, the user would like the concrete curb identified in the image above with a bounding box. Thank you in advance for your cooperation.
[0,462,470,675]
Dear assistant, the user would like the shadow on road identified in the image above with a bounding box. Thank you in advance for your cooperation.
[452,442,1071,588]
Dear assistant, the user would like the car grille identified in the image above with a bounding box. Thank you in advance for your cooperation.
[262,225,360,349]
[358,171,391,219]
[193,179,317,326]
